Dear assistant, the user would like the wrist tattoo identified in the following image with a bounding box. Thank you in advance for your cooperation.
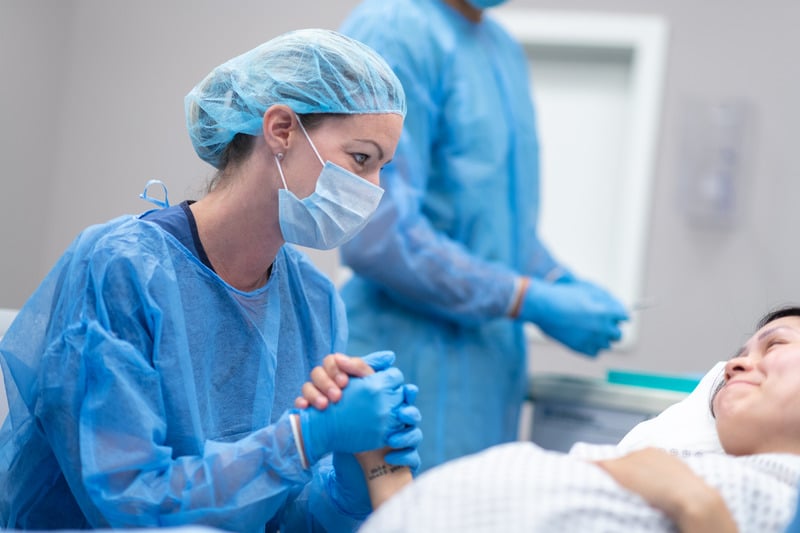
[367,463,405,480]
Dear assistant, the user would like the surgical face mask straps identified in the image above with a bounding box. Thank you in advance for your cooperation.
[273,117,326,192]
[274,152,289,189]
[296,117,325,168]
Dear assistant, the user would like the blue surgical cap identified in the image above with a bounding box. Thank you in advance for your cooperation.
[185,28,407,168]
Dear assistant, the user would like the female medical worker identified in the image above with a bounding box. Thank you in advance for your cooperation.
[338,0,629,471]
[0,29,421,531]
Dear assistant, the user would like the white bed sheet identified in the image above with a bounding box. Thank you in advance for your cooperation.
[361,441,800,533]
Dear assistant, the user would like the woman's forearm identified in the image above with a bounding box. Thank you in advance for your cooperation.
[668,479,738,533]
[594,448,738,533]
[356,448,412,509]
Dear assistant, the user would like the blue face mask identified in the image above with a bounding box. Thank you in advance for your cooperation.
[465,0,508,8]
[275,118,384,250]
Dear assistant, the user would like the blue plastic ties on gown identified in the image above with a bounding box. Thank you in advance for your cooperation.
[139,179,170,208]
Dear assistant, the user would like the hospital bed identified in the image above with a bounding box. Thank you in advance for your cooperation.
[0,308,17,338]
[527,361,727,455]
[526,372,691,452]
[0,307,18,424]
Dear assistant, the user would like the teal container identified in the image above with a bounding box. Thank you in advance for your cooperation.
[606,369,702,393]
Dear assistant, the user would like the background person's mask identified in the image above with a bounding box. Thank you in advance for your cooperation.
[275,119,384,250]
[465,0,508,8]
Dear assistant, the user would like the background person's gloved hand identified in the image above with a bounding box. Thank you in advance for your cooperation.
[299,368,406,464]
[519,276,629,357]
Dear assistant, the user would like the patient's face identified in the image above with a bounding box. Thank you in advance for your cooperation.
[713,315,800,456]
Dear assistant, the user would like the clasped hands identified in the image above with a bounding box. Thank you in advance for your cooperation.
[293,350,422,472]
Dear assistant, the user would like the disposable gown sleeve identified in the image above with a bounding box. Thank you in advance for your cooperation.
[37,252,360,531]
[279,459,368,532]
[340,13,558,326]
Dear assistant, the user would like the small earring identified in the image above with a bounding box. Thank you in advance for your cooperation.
[275,152,284,161]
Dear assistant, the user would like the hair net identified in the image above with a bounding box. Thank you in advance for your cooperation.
[185,28,407,168]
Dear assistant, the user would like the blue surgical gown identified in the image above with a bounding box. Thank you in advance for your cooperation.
[0,214,365,531]
[340,0,565,469]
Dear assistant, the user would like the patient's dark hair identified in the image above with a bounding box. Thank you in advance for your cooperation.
[710,305,800,417]
[756,306,800,328]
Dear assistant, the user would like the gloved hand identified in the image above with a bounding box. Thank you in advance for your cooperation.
[519,277,629,357]
[328,387,423,513]
[551,267,576,284]
[329,452,372,516]
[383,384,423,474]
[361,350,396,372]
[339,354,423,471]
[299,368,406,464]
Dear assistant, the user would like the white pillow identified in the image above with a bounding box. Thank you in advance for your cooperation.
[616,361,726,454]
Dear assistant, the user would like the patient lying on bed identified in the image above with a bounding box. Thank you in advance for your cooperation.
[300,306,800,532]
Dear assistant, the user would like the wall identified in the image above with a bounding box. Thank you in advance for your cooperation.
[523,0,800,378]
[1,0,799,381]
[0,1,71,307]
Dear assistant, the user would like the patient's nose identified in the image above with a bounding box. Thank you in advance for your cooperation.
[724,356,753,380]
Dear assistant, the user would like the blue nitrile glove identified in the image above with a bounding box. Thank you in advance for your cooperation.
[299,368,406,464]
[361,350,396,372]
[551,266,576,284]
[329,386,423,513]
[329,452,372,517]
[384,384,423,474]
[519,277,629,357]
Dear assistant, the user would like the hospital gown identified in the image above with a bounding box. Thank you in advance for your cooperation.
[0,214,364,531]
[360,441,800,532]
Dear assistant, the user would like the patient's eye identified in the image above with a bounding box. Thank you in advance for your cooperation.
[764,338,786,353]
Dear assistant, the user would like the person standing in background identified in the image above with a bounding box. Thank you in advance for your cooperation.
[338,0,629,471]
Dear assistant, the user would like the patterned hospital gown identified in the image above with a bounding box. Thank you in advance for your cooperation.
[360,442,800,532]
